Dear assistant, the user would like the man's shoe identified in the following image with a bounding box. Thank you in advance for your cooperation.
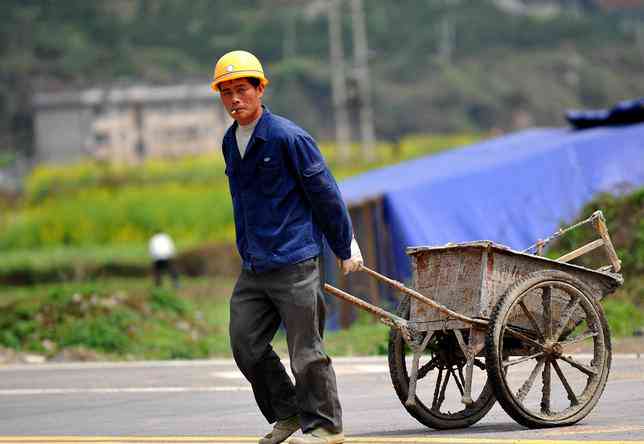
[258,415,300,444]
[289,427,345,444]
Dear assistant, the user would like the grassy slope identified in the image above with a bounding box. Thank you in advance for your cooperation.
[0,275,392,360]
[0,277,233,360]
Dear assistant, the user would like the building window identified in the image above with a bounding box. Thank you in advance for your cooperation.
[94,131,110,145]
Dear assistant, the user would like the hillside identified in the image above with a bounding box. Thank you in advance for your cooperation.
[1,0,644,155]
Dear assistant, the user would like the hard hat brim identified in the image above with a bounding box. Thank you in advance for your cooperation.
[211,70,269,92]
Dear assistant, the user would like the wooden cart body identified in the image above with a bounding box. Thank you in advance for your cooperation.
[407,241,622,332]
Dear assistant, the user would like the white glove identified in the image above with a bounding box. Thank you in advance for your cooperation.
[340,237,364,275]
[350,237,363,262]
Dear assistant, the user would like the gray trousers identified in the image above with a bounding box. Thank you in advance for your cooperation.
[229,257,342,433]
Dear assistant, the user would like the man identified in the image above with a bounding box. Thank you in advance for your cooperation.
[148,230,179,288]
[211,50,363,444]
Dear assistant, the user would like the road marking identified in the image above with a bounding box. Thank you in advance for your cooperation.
[212,371,246,379]
[346,439,644,444]
[0,437,643,444]
[607,372,644,382]
[345,364,389,374]
[0,354,638,372]
[0,438,259,443]
[211,364,388,379]
[0,386,251,396]
[541,424,644,436]
[0,360,237,372]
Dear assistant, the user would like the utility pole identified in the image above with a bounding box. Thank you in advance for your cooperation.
[282,7,297,59]
[351,0,375,161]
[439,17,453,64]
[328,0,351,162]
[637,22,644,62]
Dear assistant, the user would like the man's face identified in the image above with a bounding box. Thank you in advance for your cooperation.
[218,78,264,125]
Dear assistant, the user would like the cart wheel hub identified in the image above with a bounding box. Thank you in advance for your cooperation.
[543,340,563,357]
[543,341,563,356]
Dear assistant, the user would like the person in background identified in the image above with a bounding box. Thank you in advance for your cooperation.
[148,230,180,288]
[211,50,363,444]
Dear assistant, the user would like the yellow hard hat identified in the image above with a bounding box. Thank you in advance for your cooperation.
[211,50,269,92]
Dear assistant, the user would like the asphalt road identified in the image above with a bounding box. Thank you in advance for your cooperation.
[0,355,642,444]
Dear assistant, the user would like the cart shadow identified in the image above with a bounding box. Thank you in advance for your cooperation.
[353,422,524,437]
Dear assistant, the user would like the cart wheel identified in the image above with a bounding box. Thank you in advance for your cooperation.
[485,270,611,428]
[388,296,496,429]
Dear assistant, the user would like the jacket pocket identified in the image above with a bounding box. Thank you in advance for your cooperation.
[259,164,281,195]
[302,162,332,194]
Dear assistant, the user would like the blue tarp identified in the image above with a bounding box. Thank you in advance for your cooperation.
[338,123,644,282]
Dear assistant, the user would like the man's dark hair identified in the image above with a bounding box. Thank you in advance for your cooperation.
[218,76,261,91]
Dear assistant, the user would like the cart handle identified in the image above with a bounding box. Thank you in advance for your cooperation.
[359,264,487,327]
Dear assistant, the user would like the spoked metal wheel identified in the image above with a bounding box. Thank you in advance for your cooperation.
[486,270,611,428]
[389,296,496,429]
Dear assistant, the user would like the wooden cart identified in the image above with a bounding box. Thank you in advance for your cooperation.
[324,210,623,429]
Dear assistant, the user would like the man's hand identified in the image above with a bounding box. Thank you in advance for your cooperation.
[339,237,364,275]
[341,256,363,275]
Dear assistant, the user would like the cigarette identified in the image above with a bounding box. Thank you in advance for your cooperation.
[231,109,237,114]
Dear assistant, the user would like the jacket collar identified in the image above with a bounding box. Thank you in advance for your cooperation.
[249,105,270,142]
[226,105,270,144]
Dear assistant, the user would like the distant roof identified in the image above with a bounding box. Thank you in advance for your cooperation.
[598,0,644,10]
[33,83,217,109]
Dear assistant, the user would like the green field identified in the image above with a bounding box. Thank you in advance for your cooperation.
[0,134,481,285]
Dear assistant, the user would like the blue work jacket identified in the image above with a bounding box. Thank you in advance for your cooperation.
[222,107,353,272]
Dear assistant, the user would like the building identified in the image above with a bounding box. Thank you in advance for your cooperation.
[33,84,230,164]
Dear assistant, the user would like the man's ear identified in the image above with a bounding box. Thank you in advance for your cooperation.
[256,83,265,98]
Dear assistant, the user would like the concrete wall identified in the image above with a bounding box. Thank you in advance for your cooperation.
[33,84,230,164]
[34,106,94,164]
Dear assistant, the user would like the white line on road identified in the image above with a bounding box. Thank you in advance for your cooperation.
[212,364,388,379]
[0,354,638,372]
[0,386,251,396]
[541,424,644,436]
[0,436,643,444]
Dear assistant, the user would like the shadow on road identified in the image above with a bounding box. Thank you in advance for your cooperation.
[353,422,524,437]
